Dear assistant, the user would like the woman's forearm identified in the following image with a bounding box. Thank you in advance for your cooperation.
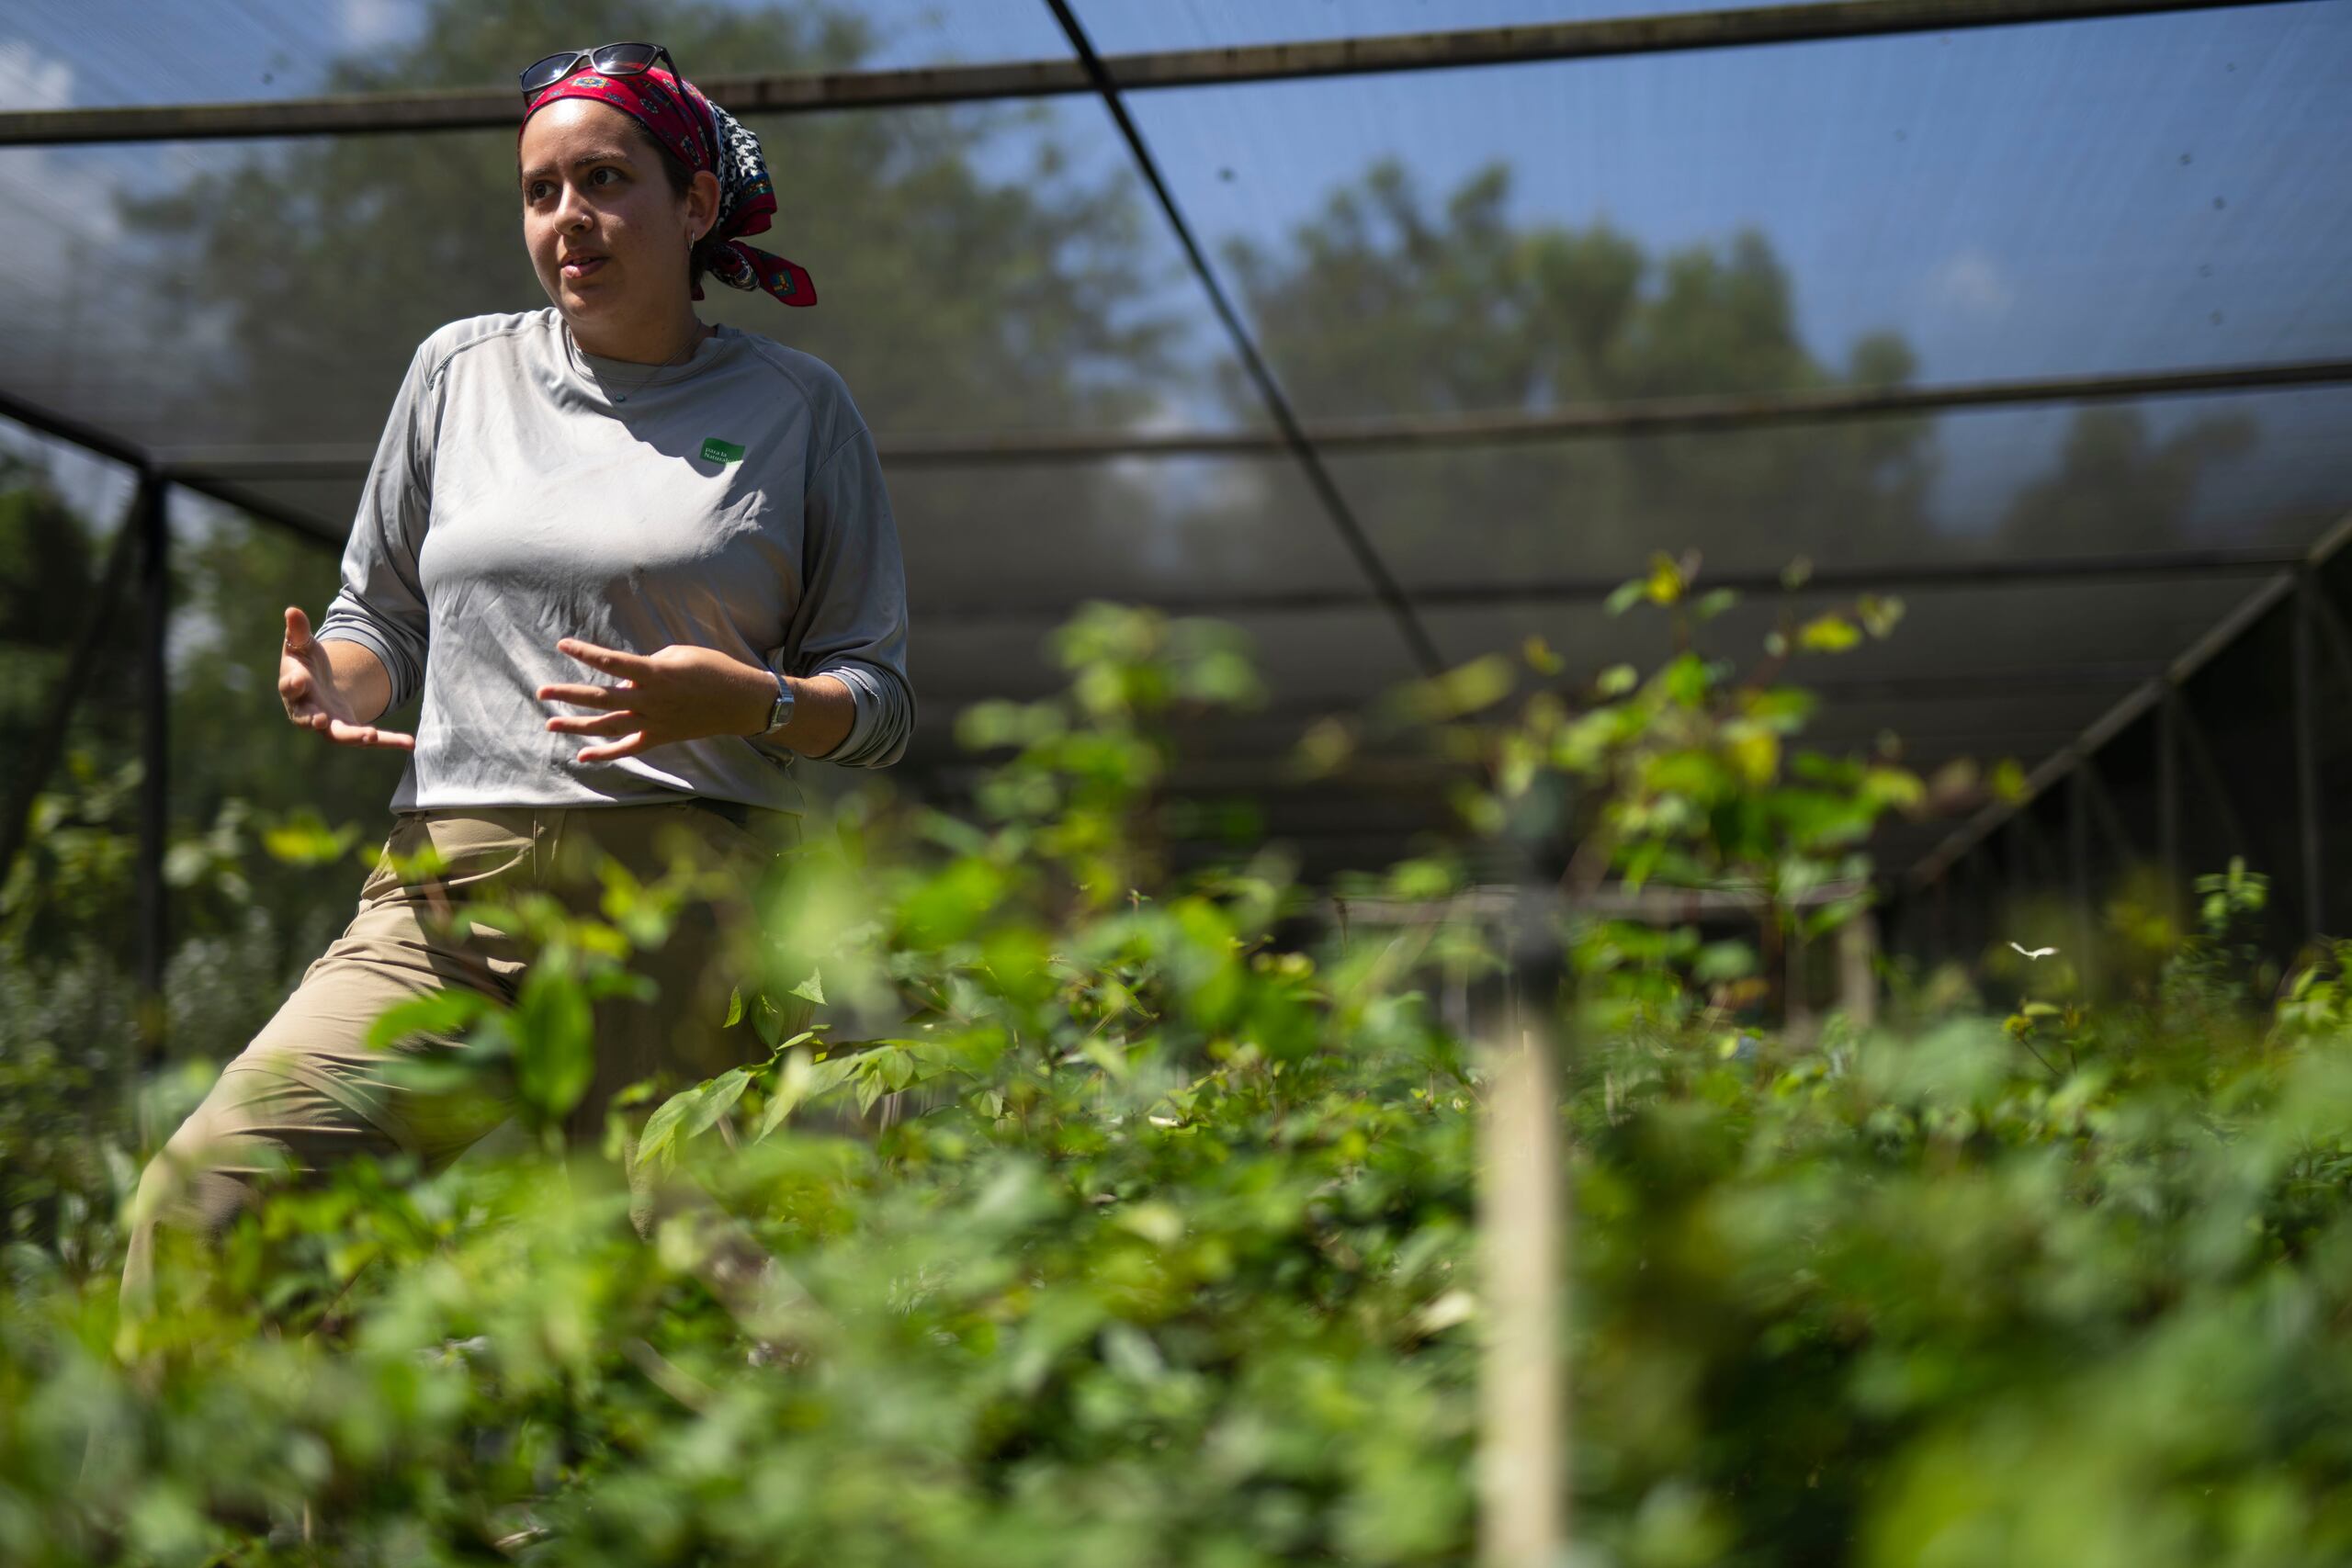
[315,638,396,724]
[774,673,856,759]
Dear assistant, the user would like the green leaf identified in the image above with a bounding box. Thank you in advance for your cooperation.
[755,1047,818,1141]
[1796,613,1861,653]
[638,1085,700,1169]
[262,811,361,867]
[684,1068,752,1139]
[789,968,827,1006]
[804,1054,863,1100]
[366,988,498,1053]
[511,962,595,1126]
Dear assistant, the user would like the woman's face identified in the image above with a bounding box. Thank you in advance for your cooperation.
[518,97,716,331]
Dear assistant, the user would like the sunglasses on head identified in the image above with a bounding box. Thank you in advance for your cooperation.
[519,41,681,100]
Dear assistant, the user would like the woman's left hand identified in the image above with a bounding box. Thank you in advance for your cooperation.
[538,638,774,762]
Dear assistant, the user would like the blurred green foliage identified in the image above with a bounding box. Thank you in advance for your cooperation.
[6,558,2352,1564]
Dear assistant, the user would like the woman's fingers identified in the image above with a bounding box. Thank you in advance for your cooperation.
[323,717,415,750]
[536,681,628,709]
[556,638,650,680]
[574,732,649,763]
[545,709,641,738]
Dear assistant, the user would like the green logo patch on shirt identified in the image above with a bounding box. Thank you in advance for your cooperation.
[701,437,746,466]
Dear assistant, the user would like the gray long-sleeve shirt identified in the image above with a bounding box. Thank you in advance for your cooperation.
[318,309,912,814]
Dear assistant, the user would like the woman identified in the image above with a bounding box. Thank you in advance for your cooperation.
[124,44,911,1309]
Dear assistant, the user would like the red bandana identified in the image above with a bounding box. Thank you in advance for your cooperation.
[522,64,816,308]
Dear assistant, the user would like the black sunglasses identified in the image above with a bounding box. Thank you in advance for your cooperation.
[519,41,681,100]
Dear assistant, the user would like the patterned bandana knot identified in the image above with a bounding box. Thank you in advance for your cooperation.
[522,64,816,308]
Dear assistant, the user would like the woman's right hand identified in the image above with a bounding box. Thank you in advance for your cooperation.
[279,606,414,750]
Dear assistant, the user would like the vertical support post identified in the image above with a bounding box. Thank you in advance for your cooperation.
[134,469,169,1072]
[2003,818,2031,947]
[1478,881,1564,1568]
[1784,920,1813,1038]
[2157,686,2184,928]
[2069,767,2097,996]
[1933,874,1951,965]
[1479,1018,1561,1568]
[2295,576,2325,942]
[1838,909,1878,1028]
[2172,687,2250,865]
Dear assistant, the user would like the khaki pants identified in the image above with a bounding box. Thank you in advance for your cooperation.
[123,801,797,1311]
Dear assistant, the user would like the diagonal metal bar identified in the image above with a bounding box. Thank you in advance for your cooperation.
[0,385,343,550]
[1906,509,2352,890]
[1038,0,1443,676]
[0,479,146,888]
[0,0,2318,146]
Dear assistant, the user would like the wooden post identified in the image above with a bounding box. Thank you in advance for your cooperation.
[1838,909,1879,1028]
[1479,1019,1562,1568]
[1486,1010,1561,1561]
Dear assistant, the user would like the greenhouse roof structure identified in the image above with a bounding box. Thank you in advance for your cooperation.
[5,0,2351,969]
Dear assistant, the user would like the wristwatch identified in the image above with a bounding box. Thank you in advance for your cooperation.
[761,671,796,736]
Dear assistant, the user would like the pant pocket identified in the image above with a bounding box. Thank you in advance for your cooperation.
[356,813,420,906]
[361,813,535,921]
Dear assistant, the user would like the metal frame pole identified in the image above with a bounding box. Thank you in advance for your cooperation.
[134,470,168,1061]
[2302,566,2352,694]
[2158,687,2184,924]
[2,0,2324,146]
[162,358,2352,476]
[2172,683,2251,864]
[1040,0,1442,679]
[2296,575,2325,940]
[2069,769,2098,993]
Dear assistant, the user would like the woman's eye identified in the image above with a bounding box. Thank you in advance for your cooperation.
[591,167,621,186]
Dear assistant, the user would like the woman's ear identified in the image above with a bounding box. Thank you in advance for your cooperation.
[691,168,723,244]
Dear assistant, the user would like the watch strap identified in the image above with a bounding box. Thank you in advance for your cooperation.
[761,671,796,736]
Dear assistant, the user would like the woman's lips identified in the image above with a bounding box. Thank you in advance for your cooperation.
[561,256,606,279]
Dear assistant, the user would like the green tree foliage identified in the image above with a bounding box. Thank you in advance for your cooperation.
[0,454,132,804]
[1994,403,2257,556]
[1219,158,2260,584]
[1220,159,1935,578]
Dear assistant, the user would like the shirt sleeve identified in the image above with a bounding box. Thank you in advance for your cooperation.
[752,422,913,770]
[315,336,441,712]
